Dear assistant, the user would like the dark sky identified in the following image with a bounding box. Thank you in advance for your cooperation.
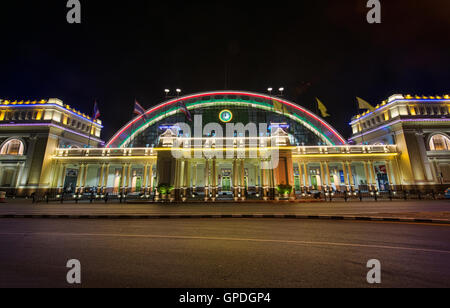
[1,0,450,140]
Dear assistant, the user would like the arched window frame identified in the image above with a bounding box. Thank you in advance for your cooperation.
[0,138,26,155]
[429,134,450,151]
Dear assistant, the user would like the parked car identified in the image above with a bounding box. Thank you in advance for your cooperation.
[445,188,450,199]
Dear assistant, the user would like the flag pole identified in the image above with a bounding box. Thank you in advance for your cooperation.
[357,99,365,145]
[87,121,93,148]
[131,99,136,148]
[88,101,97,148]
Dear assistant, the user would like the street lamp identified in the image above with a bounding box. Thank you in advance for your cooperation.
[279,87,284,96]
[164,89,170,98]
[176,89,181,98]
[267,88,273,96]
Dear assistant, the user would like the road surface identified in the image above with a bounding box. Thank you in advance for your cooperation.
[0,218,449,288]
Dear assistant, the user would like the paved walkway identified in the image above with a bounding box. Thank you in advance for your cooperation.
[0,199,448,220]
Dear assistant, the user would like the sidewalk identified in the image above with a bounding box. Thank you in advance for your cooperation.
[0,199,449,223]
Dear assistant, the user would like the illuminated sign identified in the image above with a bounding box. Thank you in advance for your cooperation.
[219,110,233,123]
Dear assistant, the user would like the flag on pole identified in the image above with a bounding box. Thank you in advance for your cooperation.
[93,101,100,120]
[316,98,330,118]
[133,100,147,119]
[180,101,192,122]
[272,99,290,115]
[356,97,376,112]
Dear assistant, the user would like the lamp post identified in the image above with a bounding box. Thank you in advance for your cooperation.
[279,87,284,97]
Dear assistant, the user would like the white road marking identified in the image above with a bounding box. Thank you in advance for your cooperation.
[0,232,449,254]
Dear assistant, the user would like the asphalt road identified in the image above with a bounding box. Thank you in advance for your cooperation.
[0,218,449,288]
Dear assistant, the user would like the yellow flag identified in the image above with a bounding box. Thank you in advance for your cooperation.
[316,98,330,118]
[357,97,375,112]
[272,99,290,115]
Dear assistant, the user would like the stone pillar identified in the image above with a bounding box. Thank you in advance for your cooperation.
[121,163,127,193]
[262,160,268,200]
[59,164,67,190]
[269,162,275,198]
[126,163,132,193]
[103,164,110,193]
[98,163,105,193]
[385,160,394,188]
[297,160,304,190]
[341,162,348,191]
[254,162,259,191]
[143,163,148,193]
[319,162,325,190]
[50,162,60,189]
[233,159,238,200]
[347,162,354,190]
[204,159,210,201]
[240,159,245,200]
[76,164,84,192]
[363,161,370,190]
[325,161,332,189]
[303,162,309,191]
[149,164,154,193]
[368,161,377,191]
[211,158,217,200]
[192,163,197,192]
[183,160,190,200]
[82,164,88,193]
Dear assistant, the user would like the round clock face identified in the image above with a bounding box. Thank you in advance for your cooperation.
[219,110,233,123]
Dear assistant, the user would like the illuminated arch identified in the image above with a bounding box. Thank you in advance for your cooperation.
[0,138,25,155]
[106,91,346,148]
[429,133,450,151]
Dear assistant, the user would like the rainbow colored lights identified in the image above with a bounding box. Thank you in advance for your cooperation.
[106,91,346,148]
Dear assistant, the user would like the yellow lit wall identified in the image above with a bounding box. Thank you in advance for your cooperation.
[36,110,43,120]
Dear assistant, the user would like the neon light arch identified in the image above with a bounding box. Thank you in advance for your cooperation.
[106,91,346,148]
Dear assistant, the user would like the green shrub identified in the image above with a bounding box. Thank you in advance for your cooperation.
[277,184,293,195]
[157,184,174,195]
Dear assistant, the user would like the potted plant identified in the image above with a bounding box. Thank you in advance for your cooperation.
[157,184,174,201]
[277,184,293,200]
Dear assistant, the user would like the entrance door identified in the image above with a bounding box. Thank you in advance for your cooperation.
[294,176,301,191]
[1,169,14,187]
[311,175,318,190]
[63,169,78,193]
[222,176,231,192]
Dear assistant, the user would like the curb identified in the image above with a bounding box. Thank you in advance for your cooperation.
[0,214,449,225]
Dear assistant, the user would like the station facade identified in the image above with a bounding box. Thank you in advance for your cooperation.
[1,91,449,200]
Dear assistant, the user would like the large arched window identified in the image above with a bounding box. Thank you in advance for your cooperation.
[0,139,25,155]
[429,134,450,151]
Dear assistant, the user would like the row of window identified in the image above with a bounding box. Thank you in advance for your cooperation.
[360,105,449,130]
[0,110,93,134]
[410,105,449,117]
[1,110,42,121]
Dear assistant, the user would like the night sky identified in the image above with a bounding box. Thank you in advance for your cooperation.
[1,0,450,140]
